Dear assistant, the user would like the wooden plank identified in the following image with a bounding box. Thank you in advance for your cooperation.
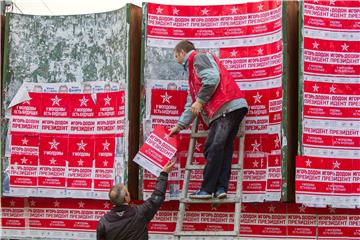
[281,1,299,202]
[127,4,142,200]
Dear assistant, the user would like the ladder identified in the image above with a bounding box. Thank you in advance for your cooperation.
[174,117,245,239]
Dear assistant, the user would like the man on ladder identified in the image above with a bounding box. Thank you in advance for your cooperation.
[169,40,248,199]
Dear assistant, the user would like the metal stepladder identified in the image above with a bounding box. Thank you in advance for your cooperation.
[174,117,245,239]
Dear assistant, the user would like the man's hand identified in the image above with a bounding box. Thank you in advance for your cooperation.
[190,101,203,115]
[169,124,181,136]
[162,160,176,173]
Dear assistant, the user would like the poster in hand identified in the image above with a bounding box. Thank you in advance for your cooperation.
[134,126,178,177]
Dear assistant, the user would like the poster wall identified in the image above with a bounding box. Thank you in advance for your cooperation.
[2,197,360,240]
[296,0,360,208]
[2,8,130,198]
[4,82,126,199]
[142,1,285,202]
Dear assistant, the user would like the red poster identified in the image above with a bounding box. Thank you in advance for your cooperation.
[115,90,126,137]
[10,92,42,134]
[38,134,68,195]
[96,92,117,135]
[220,40,283,80]
[40,93,70,134]
[134,126,178,176]
[9,134,39,195]
[287,203,318,238]
[1,197,26,237]
[67,136,94,197]
[69,94,96,134]
[93,136,115,198]
[147,2,282,39]
[151,89,187,117]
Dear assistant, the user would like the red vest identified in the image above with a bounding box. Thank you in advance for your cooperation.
[188,51,245,118]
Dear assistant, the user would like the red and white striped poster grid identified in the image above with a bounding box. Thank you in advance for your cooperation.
[297,0,360,208]
[3,197,360,239]
[143,1,283,202]
[6,82,126,199]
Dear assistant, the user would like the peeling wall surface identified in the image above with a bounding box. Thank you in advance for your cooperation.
[4,9,127,109]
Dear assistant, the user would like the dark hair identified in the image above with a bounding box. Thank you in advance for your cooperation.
[174,40,196,53]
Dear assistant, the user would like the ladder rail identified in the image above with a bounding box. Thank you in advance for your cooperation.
[175,117,245,239]
[175,117,199,237]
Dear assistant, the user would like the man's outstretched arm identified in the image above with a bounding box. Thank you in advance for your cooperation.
[137,161,175,222]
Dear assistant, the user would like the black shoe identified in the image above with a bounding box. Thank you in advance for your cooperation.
[214,188,227,199]
[189,190,212,199]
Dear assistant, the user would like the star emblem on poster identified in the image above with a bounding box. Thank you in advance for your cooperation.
[54,200,60,207]
[341,43,349,51]
[257,48,264,55]
[79,96,89,106]
[230,6,238,14]
[50,158,57,165]
[49,139,60,150]
[241,204,247,211]
[230,49,238,57]
[22,138,29,145]
[268,205,276,213]
[330,0,336,5]
[258,4,264,11]
[275,158,279,165]
[251,140,261,152]
[51,95,62,106]
[195,141,202,151]
[78,159,84,166]
[30,200,36,206]
[312,41,319,49]
[312,84,319,92]
[78,201,85,208]
[329,207,336,213]
[329,85,336,93]
[102,140,110,151]
[253,92,263,104]
[333,160,341,169]
[104,95,112,106]
[305,159,312,167]
[161,92,172,104]
[253,160,259,168]
[156,6,163,14]
[104,202,110,209]
[298,204,306,213]
[103,160,109,167]
[173,8,179,15]
[77,140,87,151]
[10,200,16,207]
[201,8,209,15]
[276,90,280,97]
[24,97,32,105]
[21,157,28,164]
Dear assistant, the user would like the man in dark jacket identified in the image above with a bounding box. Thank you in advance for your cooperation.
[96,161,175,240]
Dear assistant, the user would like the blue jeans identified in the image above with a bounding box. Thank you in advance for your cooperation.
[201,107,248,193]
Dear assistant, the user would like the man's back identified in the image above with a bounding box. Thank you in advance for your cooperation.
[97,205,148,240]
[96,171,171,240]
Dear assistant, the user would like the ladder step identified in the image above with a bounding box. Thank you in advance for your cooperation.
[180,197,241,204]
[186,164,242,170]
[190,132,208,138]
[174,231,238,237]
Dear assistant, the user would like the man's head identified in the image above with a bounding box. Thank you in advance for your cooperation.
[174,40,195,64]
[109,184,131,206]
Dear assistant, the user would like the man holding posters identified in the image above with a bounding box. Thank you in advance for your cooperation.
[96,161,175,240]
[169,40,248,199]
